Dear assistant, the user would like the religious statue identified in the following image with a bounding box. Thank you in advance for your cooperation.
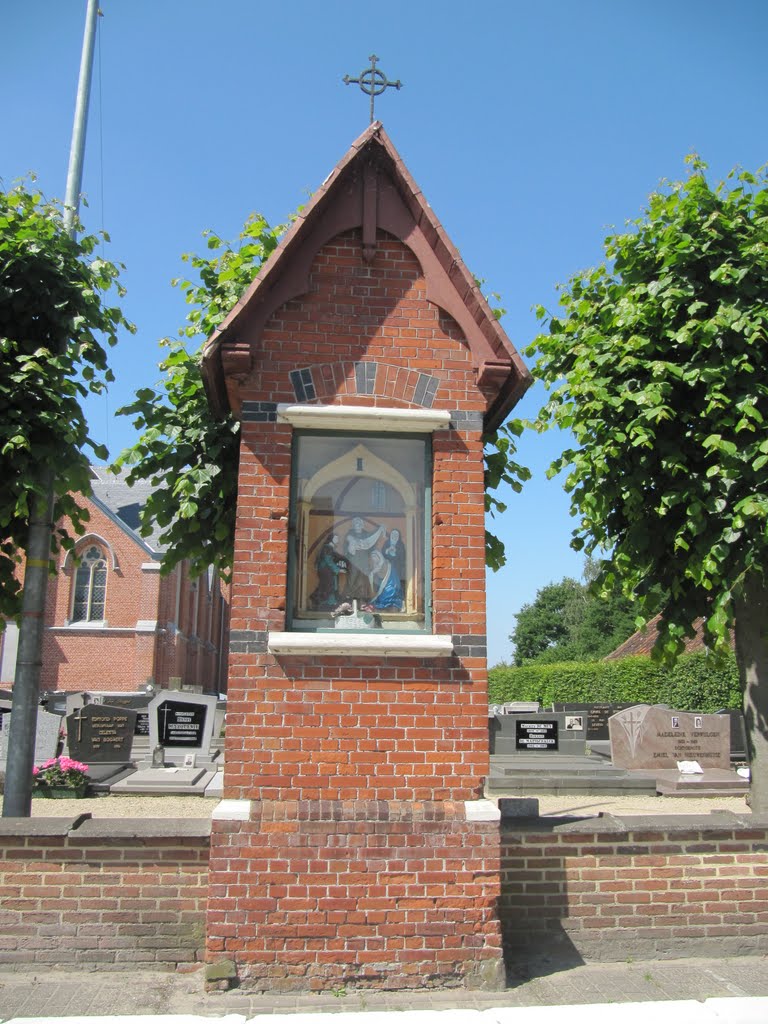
[383,528,406,593]
[342,517,385,602]
[364,549,404,612]
[310,535,347,610]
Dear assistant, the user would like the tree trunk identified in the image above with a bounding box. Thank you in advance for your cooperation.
[733,573,768,814]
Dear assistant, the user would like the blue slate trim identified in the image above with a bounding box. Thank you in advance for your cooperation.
[229,629,269,654]
[450,411,484,432]
[241,402,278,422]
[290,368,316,402]
[355,361,377,395]
[452,633,487,658]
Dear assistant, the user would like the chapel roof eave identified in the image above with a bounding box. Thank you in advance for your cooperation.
[200,122,532,431]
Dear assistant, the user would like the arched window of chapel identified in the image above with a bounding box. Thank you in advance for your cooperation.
[71,544,108,623]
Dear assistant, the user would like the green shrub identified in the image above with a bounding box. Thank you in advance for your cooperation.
[488,652,740,712]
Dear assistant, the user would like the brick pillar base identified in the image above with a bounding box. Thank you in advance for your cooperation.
[207,799,504,992]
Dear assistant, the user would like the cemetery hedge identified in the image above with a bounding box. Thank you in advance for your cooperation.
[488,652,740,712]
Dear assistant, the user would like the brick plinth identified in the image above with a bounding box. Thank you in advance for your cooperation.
[207,800,504,991]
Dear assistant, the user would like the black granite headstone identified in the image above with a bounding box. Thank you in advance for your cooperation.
[66,703,137,763]
[516,719,558,751]
[158,699,207,749]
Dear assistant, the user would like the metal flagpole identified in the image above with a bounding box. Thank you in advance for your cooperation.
[2,0,100,817]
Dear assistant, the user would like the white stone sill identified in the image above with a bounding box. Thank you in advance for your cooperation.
[276,403,451,433]
[267,632,454,658]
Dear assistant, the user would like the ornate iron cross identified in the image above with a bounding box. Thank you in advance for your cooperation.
[343,55,402,123]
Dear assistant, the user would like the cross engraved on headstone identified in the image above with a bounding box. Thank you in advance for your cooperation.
[343,55,402,123]
[72,707,85,743]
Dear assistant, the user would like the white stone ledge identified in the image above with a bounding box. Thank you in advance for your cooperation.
[276,403,451,433]
[212,799,252,821]
[465,799,501,822]
[267,632,454,658]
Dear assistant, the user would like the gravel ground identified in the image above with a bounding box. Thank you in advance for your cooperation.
[26,790,753,818]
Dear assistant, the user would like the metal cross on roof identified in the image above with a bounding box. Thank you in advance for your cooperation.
[343,54,402,123]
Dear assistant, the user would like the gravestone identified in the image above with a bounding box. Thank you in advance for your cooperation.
[1,708,61,773]
[66,703,137,763]
[609,704,730,770]
[554,702,638,741]
[716,708,747,762]
[146,692,219,767]
[492,711,587,756]
[65,703,138,790]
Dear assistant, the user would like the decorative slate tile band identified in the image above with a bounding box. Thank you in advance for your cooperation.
[229,629,269,653]
[453,633,487,658]
[355,361,377,395]
[413,373,438,408]
[289,368,316,402]
[450,410,484,432]
[241,402,278,422]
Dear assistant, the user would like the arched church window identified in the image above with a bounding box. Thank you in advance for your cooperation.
[288,433,429,632]
[71,544,108,622]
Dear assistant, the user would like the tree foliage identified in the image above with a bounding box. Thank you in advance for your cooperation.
[510,569,636,666]
[527,158,768,809]
[528,158,768,660]
[0,179,132,620]
[484,420,530,571]
[115,213,286,579]
[489,652,741,714]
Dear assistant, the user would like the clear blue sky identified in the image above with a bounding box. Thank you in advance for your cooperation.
[4,1,767,665]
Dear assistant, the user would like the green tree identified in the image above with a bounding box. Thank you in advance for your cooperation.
[117,211,529,579]
[0,179,133,618]
[527,157,768,809]
[115,213,286,580]
[510,570,635,665]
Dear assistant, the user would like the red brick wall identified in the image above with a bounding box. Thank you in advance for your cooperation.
[209,801,503,991]
[1,816,766,973]
[224,232,490,803]
[210,227,497,988]
[0,819,209,969]
[501,816,768,962]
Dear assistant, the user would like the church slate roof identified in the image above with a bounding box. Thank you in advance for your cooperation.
[88,466,165,557]
[201,121,532,430]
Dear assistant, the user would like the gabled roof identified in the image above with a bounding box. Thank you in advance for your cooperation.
[201,122,532,431]
[604,613,735,659]
[88,466,164,557]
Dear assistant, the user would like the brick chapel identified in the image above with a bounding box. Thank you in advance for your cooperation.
[201,123,531,989]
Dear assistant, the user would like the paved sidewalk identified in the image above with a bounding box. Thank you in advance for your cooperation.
[1,956,767,1020]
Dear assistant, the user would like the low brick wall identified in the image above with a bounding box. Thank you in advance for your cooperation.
[1,810,767,977]
[501,810,768,963]
[0,815,210,969]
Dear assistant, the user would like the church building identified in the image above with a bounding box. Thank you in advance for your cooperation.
[0,466,228,695]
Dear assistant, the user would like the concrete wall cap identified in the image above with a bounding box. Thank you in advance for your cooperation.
[465,799,501,822]
[212,798,252,821]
